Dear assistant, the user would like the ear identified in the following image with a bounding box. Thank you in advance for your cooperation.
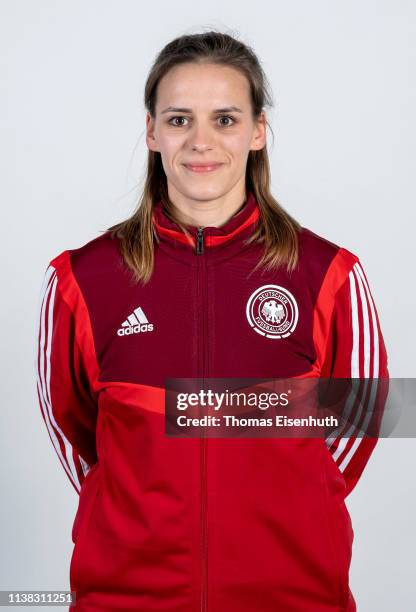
[250,111,267,152]
[146,112,160,152]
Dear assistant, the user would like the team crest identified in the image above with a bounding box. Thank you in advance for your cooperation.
[246,285,299,339]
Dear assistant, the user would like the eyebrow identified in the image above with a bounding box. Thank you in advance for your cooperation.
[160,106,244,114]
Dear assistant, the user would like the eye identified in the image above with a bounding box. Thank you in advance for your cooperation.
[217,115,236,127]
[168,116,189,127]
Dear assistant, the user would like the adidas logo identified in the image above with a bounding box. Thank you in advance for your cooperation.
[117,306,154,336]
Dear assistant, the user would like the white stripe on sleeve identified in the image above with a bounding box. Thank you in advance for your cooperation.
[35,265,84,492]
[325,263,380,475]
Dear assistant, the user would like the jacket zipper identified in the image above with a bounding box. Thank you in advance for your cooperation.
[196,226,205,255]
[196,226,208,612]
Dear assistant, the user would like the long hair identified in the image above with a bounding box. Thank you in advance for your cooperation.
[107,29,302,284]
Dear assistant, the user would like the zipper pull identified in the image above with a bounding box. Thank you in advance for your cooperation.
[196,227,205,255]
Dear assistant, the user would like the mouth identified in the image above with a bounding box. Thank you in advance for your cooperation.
[183,163,224,173]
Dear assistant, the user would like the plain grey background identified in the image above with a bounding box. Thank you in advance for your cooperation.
[1,1,415,610]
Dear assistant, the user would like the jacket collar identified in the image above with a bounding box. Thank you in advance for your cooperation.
[152,191,261,264]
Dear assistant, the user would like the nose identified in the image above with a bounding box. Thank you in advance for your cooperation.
[187,121,214,152]
[191,143,212,152]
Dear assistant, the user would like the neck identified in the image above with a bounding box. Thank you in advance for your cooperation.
[166,183,248,229]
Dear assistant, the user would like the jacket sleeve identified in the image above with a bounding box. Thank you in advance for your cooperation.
[34,259,99,495]
[320,257,389,497]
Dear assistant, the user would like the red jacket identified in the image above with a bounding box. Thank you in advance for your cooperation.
[35,191,389,611]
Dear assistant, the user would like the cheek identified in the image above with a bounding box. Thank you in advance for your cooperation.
[224,131,252,156]
[155,140,180,171]
[160,133,186,157]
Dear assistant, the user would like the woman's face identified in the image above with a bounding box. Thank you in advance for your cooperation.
[146,62,266,203]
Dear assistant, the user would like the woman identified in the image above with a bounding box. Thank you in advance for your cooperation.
[35,31,389,611]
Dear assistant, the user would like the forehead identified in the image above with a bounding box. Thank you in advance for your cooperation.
[155,62,251,110]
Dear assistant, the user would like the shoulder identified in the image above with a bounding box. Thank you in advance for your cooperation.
[44,230,130,316]
[48,230,123,282]
[297,225,360,278]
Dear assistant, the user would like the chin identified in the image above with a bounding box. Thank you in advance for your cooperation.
[178,184,228,202]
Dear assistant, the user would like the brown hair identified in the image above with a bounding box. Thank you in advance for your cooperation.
[107,29,301,284]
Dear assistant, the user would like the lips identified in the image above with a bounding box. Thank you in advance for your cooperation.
[183,163,223,173]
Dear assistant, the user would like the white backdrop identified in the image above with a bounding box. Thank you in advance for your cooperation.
[1,1,415,609]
